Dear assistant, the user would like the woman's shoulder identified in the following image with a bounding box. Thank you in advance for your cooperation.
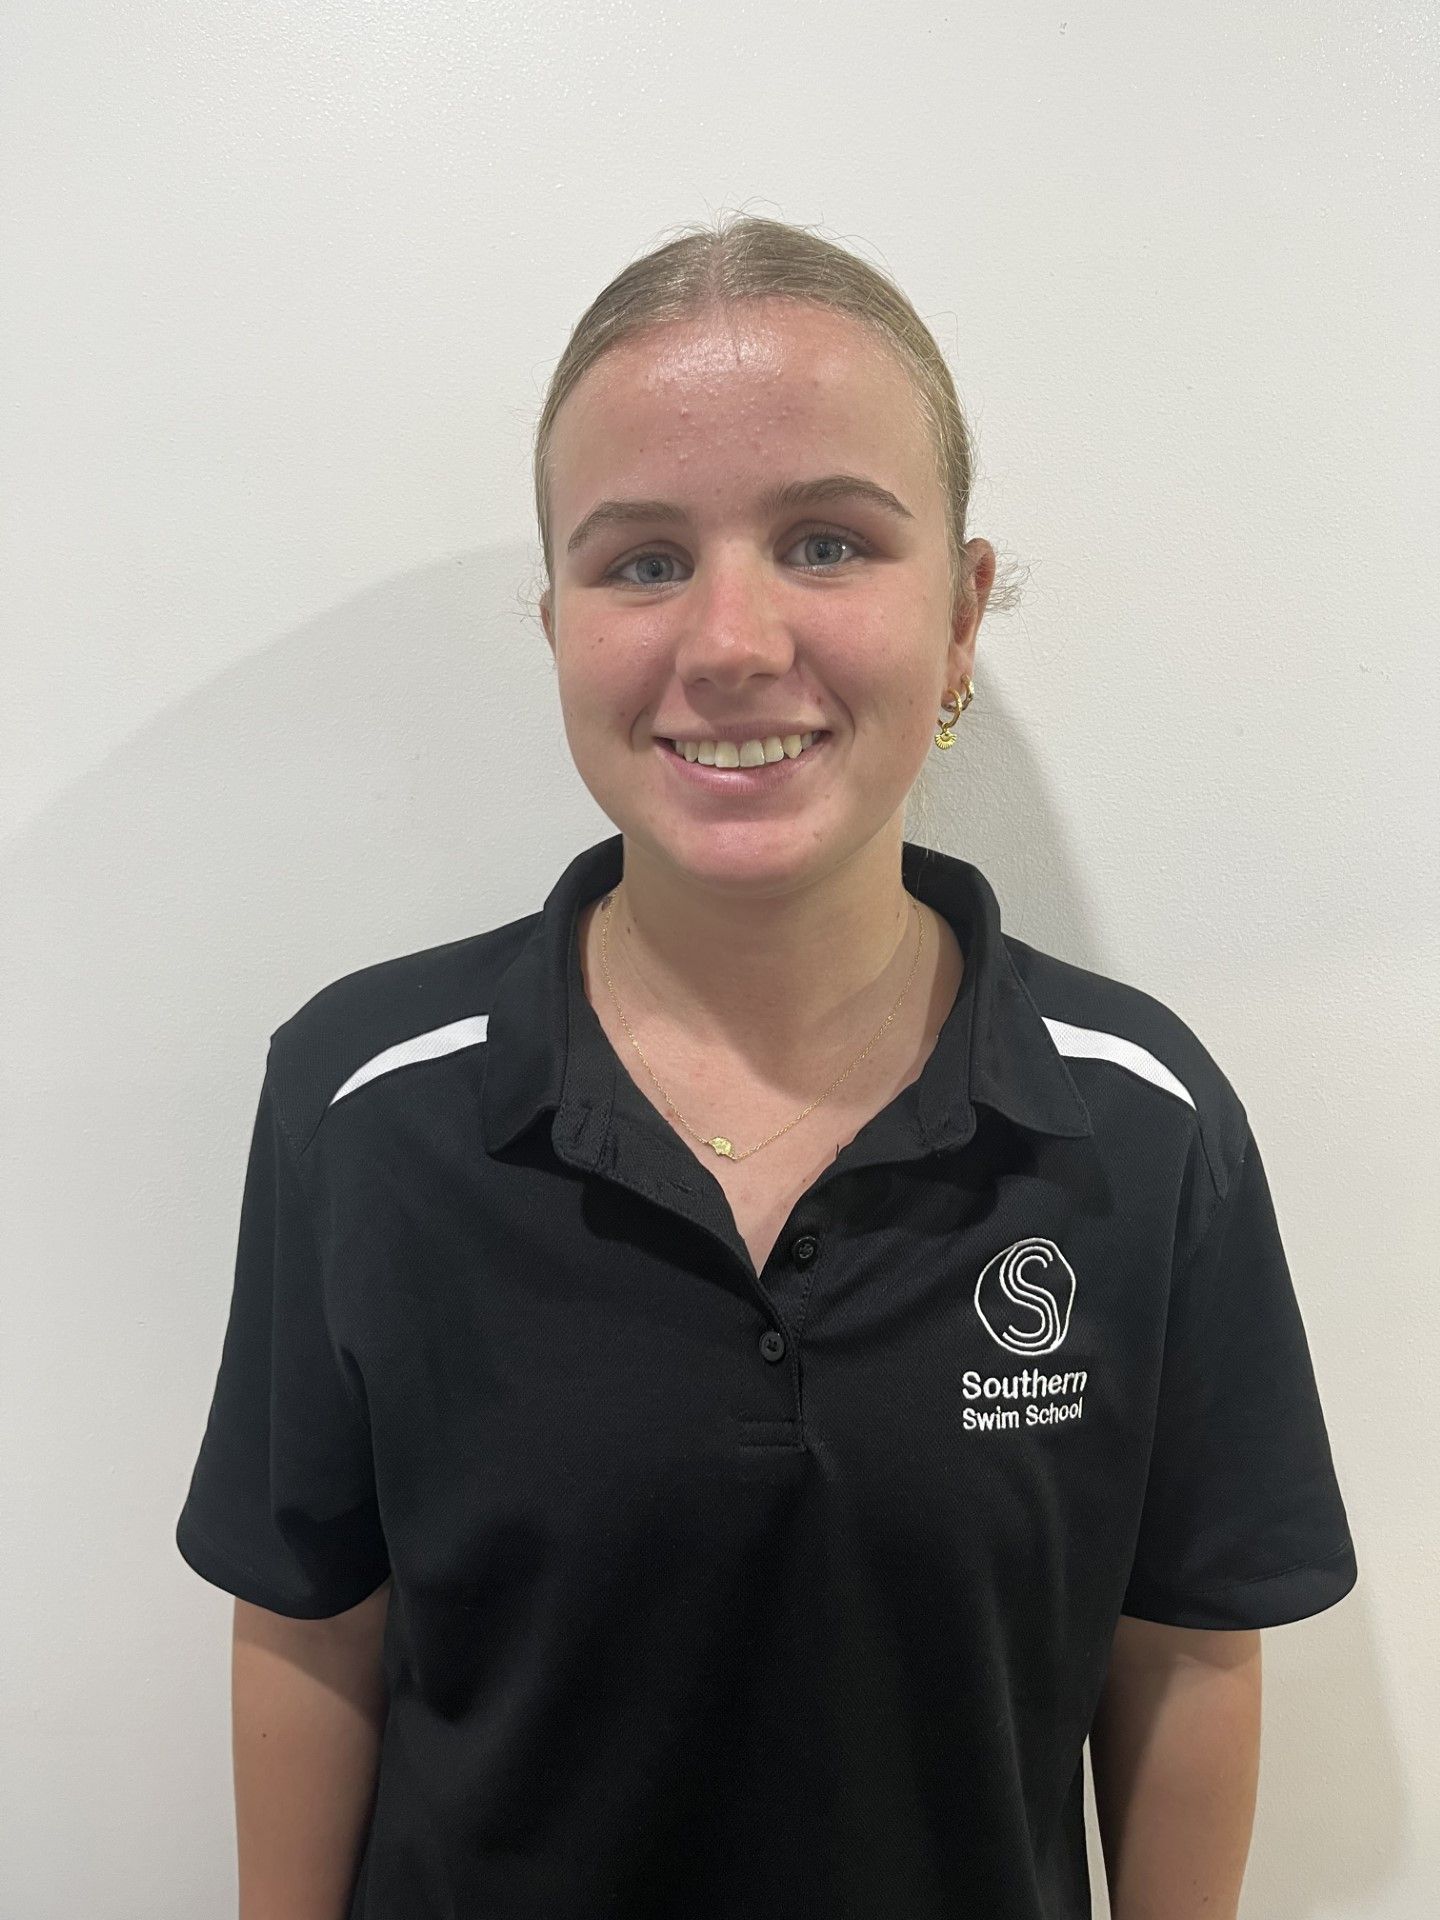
[262,907,541,1153]
[1001,929,1250,1207]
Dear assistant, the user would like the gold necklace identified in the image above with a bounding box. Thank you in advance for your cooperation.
[598,884,926,1161]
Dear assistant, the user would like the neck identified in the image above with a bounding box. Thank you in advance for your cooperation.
[594,825,925,1075]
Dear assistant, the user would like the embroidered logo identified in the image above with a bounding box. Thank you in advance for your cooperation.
[975,1237,1076,1356]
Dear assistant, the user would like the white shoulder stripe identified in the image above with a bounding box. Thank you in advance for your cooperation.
[328,1014,490,1108]
[323,1010,1192,1116]
[1042,1015,1196,1111]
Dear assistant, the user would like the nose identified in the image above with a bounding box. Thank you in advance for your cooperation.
[671,553,799,688]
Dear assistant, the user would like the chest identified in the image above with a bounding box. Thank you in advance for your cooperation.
[341,1121,1166,1791]
[608,1058,930,1278]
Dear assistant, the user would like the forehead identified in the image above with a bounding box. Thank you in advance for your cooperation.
[550,302,930,496]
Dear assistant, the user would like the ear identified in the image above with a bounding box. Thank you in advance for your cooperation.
[540,587,556,659]
[945,538,995,694]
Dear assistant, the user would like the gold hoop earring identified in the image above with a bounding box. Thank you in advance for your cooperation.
[934,678,974,750]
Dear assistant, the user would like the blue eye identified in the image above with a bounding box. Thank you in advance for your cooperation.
[604,525,869,589]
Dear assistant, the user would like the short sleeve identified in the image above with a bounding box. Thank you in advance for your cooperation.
[1119,1120,1358,1629]
[175,1056,390,1617]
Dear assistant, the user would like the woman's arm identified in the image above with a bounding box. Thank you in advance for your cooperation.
[231,1578,392,1920]
[1088,1616,1262,1920]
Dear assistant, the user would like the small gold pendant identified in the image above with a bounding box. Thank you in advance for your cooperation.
[707,1136,736,1158]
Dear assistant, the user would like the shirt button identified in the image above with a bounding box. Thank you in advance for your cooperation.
[759,1329,786,1363]
[790,1234,819,1266]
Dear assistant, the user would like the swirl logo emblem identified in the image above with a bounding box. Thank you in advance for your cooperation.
[975,1238,1077,1356]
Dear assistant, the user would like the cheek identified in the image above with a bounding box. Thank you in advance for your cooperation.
[569,624,661,677]
[556,638,652,740]
[560,631,622,699]
[818,622,894,689]
[841,642,926,719]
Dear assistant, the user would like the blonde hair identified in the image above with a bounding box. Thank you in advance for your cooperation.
[530,210,1022,842]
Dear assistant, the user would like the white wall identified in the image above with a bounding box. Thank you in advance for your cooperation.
[3,2,1435,1913]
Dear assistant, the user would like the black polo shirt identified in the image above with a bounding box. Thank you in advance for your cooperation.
[176,831,1358,1920]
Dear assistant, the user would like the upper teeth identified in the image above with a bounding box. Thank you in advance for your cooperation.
[671,732,822,766]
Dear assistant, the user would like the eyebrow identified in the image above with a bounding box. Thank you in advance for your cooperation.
[564,472,915,559]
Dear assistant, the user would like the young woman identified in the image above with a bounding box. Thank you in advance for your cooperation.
[177,214,1357,1920]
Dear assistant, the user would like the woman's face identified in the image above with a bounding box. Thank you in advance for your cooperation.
[540,299,992,898]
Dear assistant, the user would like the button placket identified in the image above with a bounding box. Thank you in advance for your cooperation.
[751,1230,821,1368]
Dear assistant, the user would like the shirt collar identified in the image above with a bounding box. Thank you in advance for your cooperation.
[481,832,1093,1157]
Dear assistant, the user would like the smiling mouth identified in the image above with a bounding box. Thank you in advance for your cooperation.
[661,730,830,767]
[655,730,834,792]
